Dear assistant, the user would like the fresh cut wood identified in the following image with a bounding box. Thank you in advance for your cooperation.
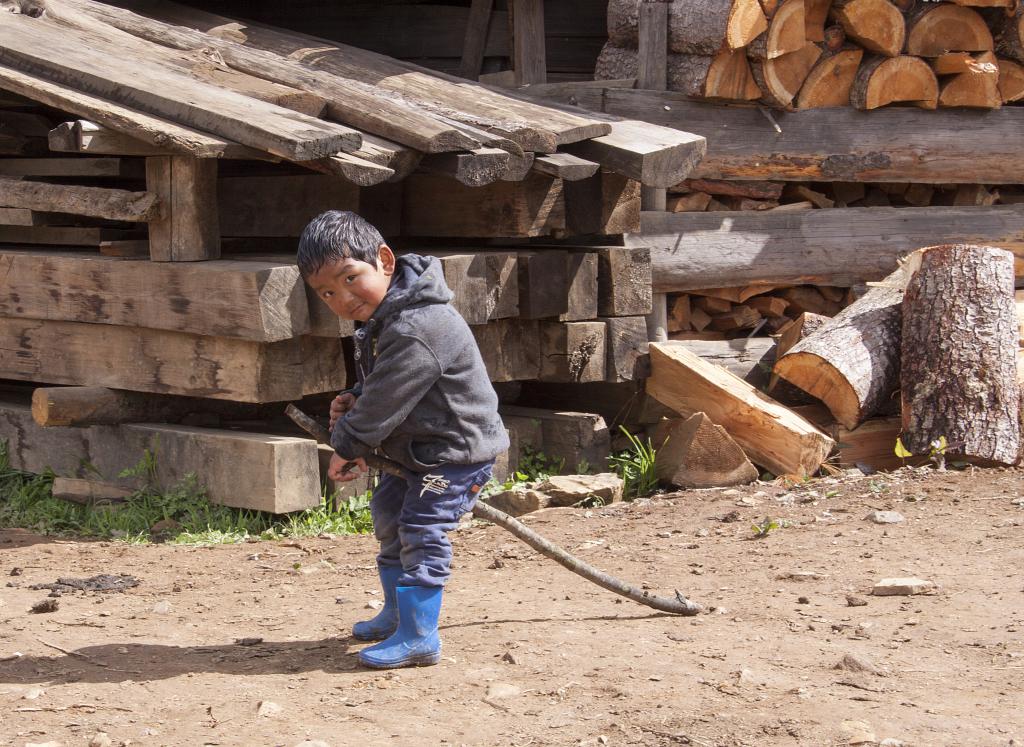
[652,412,759,488]
[938,51,1001,108]
[998,58,1024,102]
[850,55,939,110]
[750,42,822,107]
[900,244,1021,465]
[647,341,834,476]
[829,0,904,57]
[796,47,864,108]
[748,0,807,60]
[905,5,993,56]
[773,267,907,430]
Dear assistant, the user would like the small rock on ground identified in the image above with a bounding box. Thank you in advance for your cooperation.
[89,734,113,747]
[867,511,905,524]
[533,473,624,507]
[872,577,934,596]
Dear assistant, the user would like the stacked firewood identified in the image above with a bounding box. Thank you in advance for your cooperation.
[597,0,1024,109]
[645,243,1023,490]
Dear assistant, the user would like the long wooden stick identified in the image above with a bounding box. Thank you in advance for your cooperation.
[286,405,702,616]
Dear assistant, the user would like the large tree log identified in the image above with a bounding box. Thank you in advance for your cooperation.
[607,0,768,54]
[905,5,993,56]
[850,55,939,110]
[595,43,761,100]
[773,267,907,430]
[633,206,1024,292]
[646,341,834,476]
[652,412,759,488]
[750,42,823,107]
[829,0,905,57]
[900,244,1021,465]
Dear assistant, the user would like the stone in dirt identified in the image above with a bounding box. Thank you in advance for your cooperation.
[294,741,330,747]
[533,473,624,507]
[867,510,905,524]
[89,733,113,747]
[834,653,883,676]
[840,719,877,745]
[257,700,283,717]
[29,574,140,594]
[29,598,59,614]
[872,577,935,596]
[846,595,869,607]
[485,488,550,517]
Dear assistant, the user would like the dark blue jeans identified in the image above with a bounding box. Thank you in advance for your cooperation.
[371,461,494,587]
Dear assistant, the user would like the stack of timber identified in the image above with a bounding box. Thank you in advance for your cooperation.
[597,0,1024,110]
[0,0,708,513]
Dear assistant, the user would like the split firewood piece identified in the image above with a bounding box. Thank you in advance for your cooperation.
[902,183,934,207]
[796,46,864,108]
[905,5,993,57]
[947,0,1014,7]
[774,266,908,430]
[805,0,833,41]
[746,294,790,317]
[779,286,842,316]
[953,184,998,206]
[829,0,905,57]
[750,42,823,106]
[997,58,1024,102]
[850,55,939,110]
[647,342,835,477]
[667,192,713,212]
[749,0,807,60]
[652,412,759,488]
[995,6,1024,63]
[938,51,1001,108]
[789,184,835,208]
[688,285,779,303]
[671,47,764,99]
[709,305,763,332]
[673,179,784,200]
[901,244,1021,465]
[671,294,692,330]
[931,51,991,75]
[607,0,769,54]
[776,311,830,358]
[695,295,734,314]
[690,306,713,332]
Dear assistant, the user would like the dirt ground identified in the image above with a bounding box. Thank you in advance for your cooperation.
[1,466,1022,747]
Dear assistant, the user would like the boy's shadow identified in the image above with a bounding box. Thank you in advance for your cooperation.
[1,637,367,685]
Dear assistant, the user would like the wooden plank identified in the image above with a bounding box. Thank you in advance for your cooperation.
[0,179,160,222]
[51,477,133,504]
[518,250,569,319]
[0,65,266,159]
[459,0,496,81]
[0,14,360,161]
[512,0,548,85]
[0,157,144,178]
[402,172,565,237]
[0,225,140,245]
[638,1,669,90]
[596,246,653,316]
[566,119,706,188]
[532,152,601,181]
[472,318,541,381]
[0,400,320,513]
[432,253,490,325]
[0,207,33,225]
[0,250,308,341]
[146,156,219,261]
[636,206,1024,292]
[304,152,395,187]
[600,88,1024,183]
[539,320,606,382]
[647,341,834,477]
[0,319,343,402]
[48,120,168,156]
[484,251,520,319]
[420,147,511,187]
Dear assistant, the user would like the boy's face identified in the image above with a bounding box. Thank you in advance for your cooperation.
[307,245,396,322]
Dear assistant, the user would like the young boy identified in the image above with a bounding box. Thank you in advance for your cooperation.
[297,210,508,669]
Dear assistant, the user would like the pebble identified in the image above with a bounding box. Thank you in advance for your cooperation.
[152,600,172,614]
[501,650,520,665]
[257,700,283,717]
[846,595,869,607]
[294,741,330,747]
[840,719,876,745]
[89,734,113,747]
[365,600,384,610]
[872,577,935,596]
[834,653,882,676]
[867,510,905,524]
[485,682,520,700]
[879,740,905,747]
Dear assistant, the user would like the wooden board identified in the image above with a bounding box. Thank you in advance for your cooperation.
[0,225,141,245]
[0,400,320,513]
[0,179,159,222]
[601,315,648,383]
[0,157,144,178]
[646,342,834,477]
[0,320,343,402]
[559,251,599,322]
[596,89,1024,183]
[635,206,1024,292]
[0,251,309,341]
[146,155,219,261]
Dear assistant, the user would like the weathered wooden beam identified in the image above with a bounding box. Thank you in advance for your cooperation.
[420,147,512,187]
[303,152,395,187]
[472,318,541,382]
[602,315,648,383]
[564,170,641,235]
[0,178,160,222]
[0,250,309,341]
[511,0,547,85]
[600,88,1024,183]
[636,206,1024,293]
[459,0,496,81]
[0,157,144,178]
[595,246,653,317]
[539,321,606,383]
[0,320,342,402]
[0,14,361,161]
[0,225,139,245]
[217,174,362,238]
[560,251,599,322]
[146,156,219,261]
[532,153,601,181]
[518,250,569,319]
[0,400,321,513]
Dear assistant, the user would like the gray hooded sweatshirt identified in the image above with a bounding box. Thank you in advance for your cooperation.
[330,254,510,472]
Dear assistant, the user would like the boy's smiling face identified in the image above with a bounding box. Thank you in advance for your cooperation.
[307,245,396,322]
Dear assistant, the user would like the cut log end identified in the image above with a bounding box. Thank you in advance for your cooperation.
[728,0,770,49]
[797,47,865,109]
[752,42,823,107]
[654,412,759,488]
[850,55,939,110]
[906,5,994,57]
[832,0,907,57]
[774,352,863,429]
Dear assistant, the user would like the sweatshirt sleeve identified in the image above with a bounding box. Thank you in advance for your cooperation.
[330,331,443,460]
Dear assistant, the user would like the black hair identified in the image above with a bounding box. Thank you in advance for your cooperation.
[296,210,385,277]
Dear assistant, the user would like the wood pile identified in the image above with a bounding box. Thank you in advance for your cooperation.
[597,0,1024,110]
[0,0,712,512]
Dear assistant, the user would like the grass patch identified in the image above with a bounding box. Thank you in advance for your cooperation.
[0,442,373,545]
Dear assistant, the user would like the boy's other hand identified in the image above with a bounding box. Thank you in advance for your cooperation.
[329,392,357,429]
[328,453,367,482]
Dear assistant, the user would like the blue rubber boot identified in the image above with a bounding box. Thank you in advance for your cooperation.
[357,585,442,669]
[351,566,402,641]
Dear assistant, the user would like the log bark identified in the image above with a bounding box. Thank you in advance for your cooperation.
[829,0,905,57]
[796,46,864,108]
[900,244,1021,465]
[850,55,938,109]
[773,267,907,429]
[995,6,1024,63]
[647,341,834,476]
[750,42,823,107]
[608,0,768,54]
[652,412,759,488]
[905,5,993,56]
[596,43,761,100]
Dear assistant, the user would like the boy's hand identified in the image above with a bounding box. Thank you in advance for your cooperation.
[329,392,357,429]
[328,453,367,482]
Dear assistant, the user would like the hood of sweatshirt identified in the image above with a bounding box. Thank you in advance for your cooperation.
[368,254,453,325]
